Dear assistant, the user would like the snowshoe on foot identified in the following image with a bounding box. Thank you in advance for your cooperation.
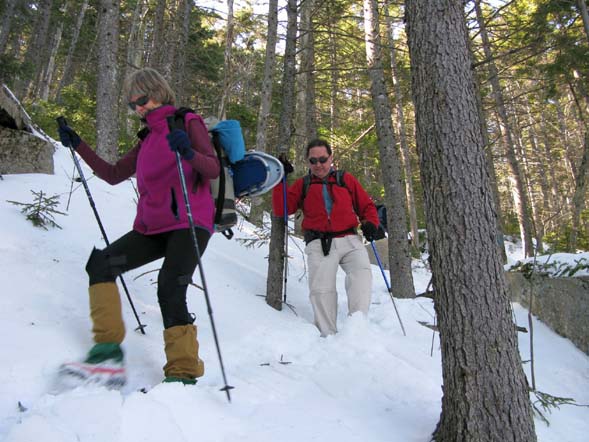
[58,343,126,389]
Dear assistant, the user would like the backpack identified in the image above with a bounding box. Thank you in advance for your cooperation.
[168,108,283,239]
[156,107,246,240]
[301,169,347,203]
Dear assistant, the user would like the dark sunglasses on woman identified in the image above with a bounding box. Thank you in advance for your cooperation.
[309,156,329,165]
[128,95,149,110]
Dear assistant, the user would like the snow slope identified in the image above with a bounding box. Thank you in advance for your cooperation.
[0,143,587,442]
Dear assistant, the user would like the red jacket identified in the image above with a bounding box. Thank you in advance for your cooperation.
[272,170,379,233]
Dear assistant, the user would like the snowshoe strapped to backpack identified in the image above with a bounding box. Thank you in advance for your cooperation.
[160,108,284,239]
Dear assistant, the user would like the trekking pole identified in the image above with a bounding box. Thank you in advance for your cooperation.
[56,117,146,335]
[167,116,233,402]
[370,241,406,336]
[282,173,289,303]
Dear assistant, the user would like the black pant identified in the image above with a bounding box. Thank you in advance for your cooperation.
[85,228,210,329]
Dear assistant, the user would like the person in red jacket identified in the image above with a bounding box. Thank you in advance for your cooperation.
[57,68,219,386]
[273,139,380,337]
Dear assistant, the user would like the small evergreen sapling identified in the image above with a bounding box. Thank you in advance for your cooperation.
[7,190,66,230]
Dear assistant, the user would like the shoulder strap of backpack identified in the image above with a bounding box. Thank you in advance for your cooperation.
[300,170,348,205]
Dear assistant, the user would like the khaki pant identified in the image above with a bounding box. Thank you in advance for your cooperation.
[305,234,372,336]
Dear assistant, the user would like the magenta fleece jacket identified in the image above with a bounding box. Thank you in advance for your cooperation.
[75,105,220,235]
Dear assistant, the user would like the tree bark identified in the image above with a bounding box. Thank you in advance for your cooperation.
[16,0,53,99]
[56,0,89,102]
[218,0,235,120]
[577,0,589,43]
[474,0,534,257]
[96,0,120,162]
[363,0,414,299]
[0,0,18,55]
[297,0,317,143]
[405,1,536,440]
[250,0,279,226]
[265,0,298,310]
[385,1,420,253]
[149,0,167,72]
[570,132,589,250]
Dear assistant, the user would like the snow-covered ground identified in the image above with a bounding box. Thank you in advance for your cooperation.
[0,142,587,442]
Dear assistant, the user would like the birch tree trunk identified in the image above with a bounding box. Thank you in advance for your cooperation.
[363,0,414,298]
[266,0,297,310]
[96,0,120,162]
[405,1,536,440]
[474,0,534,257]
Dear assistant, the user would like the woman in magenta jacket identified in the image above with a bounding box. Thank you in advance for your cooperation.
[58,68,219,386]
[273,139,380,337]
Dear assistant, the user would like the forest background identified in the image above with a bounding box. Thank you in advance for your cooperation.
[1,0,588,256]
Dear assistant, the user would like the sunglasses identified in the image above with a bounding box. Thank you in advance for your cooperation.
[128,95,149,110]
[309,156,329,165]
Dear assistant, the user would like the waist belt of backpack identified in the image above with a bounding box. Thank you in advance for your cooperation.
[304,228,357,256]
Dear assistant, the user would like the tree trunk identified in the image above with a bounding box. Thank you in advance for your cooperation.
[149,0,167,72]
[577,0,589,42]
[405,1,536,441]
[385,2,420,254]
[363,0,414,298]
[0,0,18,55]
[297,0,317,143]
[218,0,235,120]
[251,0,279,226]
[173,0,191,105]
[96,0,120,162]
[474,0,534,257]
[266,0,298,310]
[56,0,88,102]
[38,22,63,100]
[570,131,589,250]
[328,2,338,139]
[15,0,53,99]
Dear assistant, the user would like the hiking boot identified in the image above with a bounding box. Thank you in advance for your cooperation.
[58,343,126,389]
[162,376,197,385]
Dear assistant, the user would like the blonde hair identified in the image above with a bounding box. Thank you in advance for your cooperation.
[124,68,175,105]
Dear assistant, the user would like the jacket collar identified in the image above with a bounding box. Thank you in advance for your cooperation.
[144,105,176,129]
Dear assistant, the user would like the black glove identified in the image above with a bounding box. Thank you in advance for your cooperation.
[361,222,379,242]
[167,129,195,160]
[58,125,81,150]
[278,154,294,176]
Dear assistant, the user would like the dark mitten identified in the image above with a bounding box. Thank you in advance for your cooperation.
[361,222,379,242]
[58,125,81,150]
[278,154,294,176]
[167,129,195,160]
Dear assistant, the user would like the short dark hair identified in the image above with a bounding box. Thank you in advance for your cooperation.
[306,139,332,157]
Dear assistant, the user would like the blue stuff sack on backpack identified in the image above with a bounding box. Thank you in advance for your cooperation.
[210,120,246,164]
